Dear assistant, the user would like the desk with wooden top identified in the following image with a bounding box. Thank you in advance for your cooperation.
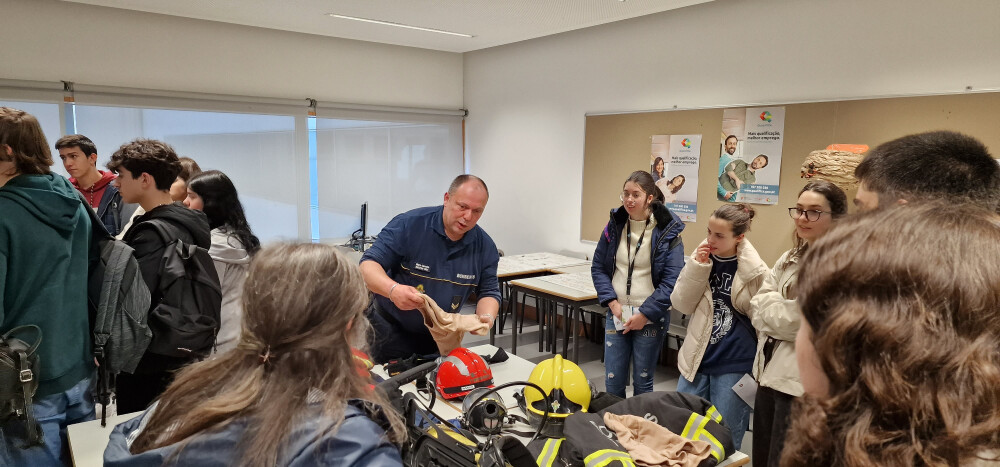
[375,343,751,466]
[66,343,747,467]
[506,272,598,360]
[492,253,590,345]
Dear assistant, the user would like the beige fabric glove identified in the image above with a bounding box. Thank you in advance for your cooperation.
[603,412,712,467]
[417,294,489,355]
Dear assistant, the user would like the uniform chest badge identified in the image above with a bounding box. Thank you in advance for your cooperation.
[416,284,425,293]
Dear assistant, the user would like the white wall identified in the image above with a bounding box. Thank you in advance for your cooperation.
[1,0,463,108]
[464,0,1000,255]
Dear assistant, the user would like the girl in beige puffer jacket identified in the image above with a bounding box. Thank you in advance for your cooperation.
[670,204,767,450]
[748,180,846,467]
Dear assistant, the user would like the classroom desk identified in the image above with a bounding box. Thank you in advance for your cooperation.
[67,411,141,466]
[507,272,598,360]
[492,253,591,345]
[549,264,593,275]
[379,343,749,467]
[66,343,746,467]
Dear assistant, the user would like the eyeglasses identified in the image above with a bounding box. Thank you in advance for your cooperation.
[620,191,647,202]
[788,207,831,222]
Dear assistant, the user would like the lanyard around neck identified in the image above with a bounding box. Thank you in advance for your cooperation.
[625,218,649,299]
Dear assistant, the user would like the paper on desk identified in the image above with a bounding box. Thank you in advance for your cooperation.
[535,272,597,295]
[497,253,589,275]
[732,373,758,409]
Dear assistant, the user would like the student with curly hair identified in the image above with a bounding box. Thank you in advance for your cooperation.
[784,202,1000,466]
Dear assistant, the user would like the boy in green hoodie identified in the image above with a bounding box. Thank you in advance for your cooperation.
[0,107,95,465]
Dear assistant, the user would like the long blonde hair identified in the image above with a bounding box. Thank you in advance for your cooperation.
[130,243,405,465]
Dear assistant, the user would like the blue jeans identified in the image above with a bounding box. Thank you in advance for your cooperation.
[604,313,666,398]
[0,375,96,466]
[675,371,751,450]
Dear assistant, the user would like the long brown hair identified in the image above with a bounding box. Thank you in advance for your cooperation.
[782,202,1000,466]
[130,243,405,465]
[790,180,847,258]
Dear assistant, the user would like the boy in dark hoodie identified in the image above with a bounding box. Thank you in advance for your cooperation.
[0,107,95,465]
[107,139,214,414]
[55,134,139,236]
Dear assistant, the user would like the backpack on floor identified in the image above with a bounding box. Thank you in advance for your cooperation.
[80,193,153,426]
[142,219,222,360]
[0,325,43,446]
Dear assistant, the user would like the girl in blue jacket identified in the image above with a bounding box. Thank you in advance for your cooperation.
[591,170,685,398]
[104,243,405,467]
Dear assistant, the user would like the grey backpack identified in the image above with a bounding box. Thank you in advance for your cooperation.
[80,194,153,425]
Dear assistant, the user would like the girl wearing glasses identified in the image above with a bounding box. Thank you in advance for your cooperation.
[748,179,846,467]
[591,170,685,398]
[670,203,768,450]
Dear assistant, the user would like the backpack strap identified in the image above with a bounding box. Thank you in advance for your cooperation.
[140,218,175,247]
[3,325,43,446]
[110,193,122,236]
[668,235,682,251]
[15,349,42,446]
[75,191,112,240]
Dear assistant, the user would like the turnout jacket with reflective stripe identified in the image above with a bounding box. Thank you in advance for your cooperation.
[528,391,735,467]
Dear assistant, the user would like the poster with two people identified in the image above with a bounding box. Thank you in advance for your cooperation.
[718,106,785,204]
[651,134,701,222]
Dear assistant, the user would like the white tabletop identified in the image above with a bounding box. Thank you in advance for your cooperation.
[498,253,590,277]
[67,343,747,467]
[67,411,141,467]
[509,273,598,301]
[549,264,593,275]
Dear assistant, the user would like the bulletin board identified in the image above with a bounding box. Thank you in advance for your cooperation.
[581,92,1000,265]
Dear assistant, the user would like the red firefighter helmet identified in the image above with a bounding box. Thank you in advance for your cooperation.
[435,348,494,400]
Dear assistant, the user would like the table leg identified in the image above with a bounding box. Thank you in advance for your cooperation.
[562,303,572,359]
[551,300,559,355]
[497,282,508,335]
[511,289,520,355]
[571,305,578,361]
[538,297,546,353]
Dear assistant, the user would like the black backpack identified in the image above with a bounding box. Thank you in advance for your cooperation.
[141,219,222,360]
[0,325,43,446]
[80,193,153,426]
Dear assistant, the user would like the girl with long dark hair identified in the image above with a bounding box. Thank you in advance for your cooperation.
[183,170,260,353]
[591,170,685,398]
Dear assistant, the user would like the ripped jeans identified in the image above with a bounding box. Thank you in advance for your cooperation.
[603,312,666,398]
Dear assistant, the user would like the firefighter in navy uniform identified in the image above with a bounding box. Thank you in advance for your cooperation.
[360,175,501,363]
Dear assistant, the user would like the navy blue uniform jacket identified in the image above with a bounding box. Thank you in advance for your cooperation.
[361,206,501,336]
[591,205,685,325]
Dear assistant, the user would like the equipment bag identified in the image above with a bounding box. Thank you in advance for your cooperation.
[142,219,222,359]
[80,192,153,426]
[0,325,43,446]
